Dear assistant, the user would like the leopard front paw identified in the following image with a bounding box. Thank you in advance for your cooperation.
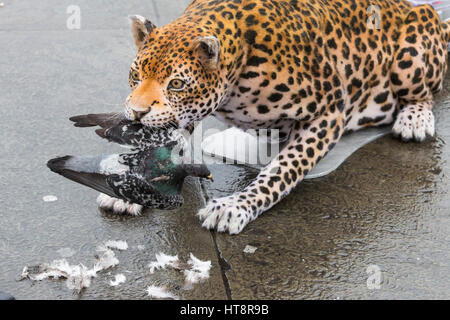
[96,193,143,216]
[392,105,435,142]
[197,196,252,235]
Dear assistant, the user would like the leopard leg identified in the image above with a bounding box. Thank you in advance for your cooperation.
[390,5,446,142]
[392,101,435,142]
[198,110,345,234]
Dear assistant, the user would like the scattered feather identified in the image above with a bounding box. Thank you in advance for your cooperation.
[146,285,178,300]
[104,240,128,251]
[21,240,127,294]
[43,195,58,202]
[110,274,126,287]
[147,252,212,290]
[21,259,96,293]
[183,253,211,285]
[93,247,119,272]
[148,252,179,273]
[243,245,258,254]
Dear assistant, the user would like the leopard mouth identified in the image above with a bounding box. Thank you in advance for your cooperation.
[139,116,180,130]
[124,106,180,130]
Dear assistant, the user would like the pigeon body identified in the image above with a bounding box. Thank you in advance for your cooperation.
[48,113,211,210]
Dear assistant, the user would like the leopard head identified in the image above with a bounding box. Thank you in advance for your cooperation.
[125,15,226,129]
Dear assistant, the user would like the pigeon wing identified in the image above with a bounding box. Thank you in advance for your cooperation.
[47,157,118,199]
[95,122,147,148]
[70,112,144,148]
[69,112,127,128]
[98,124,186,150]
[70,113,186,150]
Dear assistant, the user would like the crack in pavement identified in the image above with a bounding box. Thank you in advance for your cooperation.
[199,178,232,300]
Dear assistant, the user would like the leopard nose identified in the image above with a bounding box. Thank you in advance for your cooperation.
[133,109,150,120]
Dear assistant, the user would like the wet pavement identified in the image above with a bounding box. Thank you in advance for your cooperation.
[0,1,449,300]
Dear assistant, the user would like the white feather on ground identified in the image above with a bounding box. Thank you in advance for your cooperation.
[21,260,96,293]
[110,274,126,287]
[43,195,58,202]
[104,240,128,251]
[183,253,211,285]
[147,252,212,290]
[148,252,179,273]
[93,247,119,272]
[243,245,258,254]
[21,240,127,293]
[146,285,179,300]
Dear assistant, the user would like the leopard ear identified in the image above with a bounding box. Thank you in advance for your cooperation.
[128,15,156,49]
[192,36,220,70]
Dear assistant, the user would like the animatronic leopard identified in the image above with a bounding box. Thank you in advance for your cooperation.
[98,0,450,234]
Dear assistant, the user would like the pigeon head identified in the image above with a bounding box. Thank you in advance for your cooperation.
[181,164,213,181]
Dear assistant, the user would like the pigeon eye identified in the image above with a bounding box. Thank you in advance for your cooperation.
[168,79,186,91]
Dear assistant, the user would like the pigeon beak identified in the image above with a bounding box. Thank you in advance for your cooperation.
[207,174,214,182]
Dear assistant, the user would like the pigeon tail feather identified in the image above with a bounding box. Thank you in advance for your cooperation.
[47,156,119,199]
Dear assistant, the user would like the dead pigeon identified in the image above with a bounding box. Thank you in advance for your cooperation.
[47,113,212,210]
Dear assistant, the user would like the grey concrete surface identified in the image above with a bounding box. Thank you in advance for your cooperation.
[0,0,449,300]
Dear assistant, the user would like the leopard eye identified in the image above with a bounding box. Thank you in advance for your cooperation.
[130,70,140,81]
[168,79,186,91]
